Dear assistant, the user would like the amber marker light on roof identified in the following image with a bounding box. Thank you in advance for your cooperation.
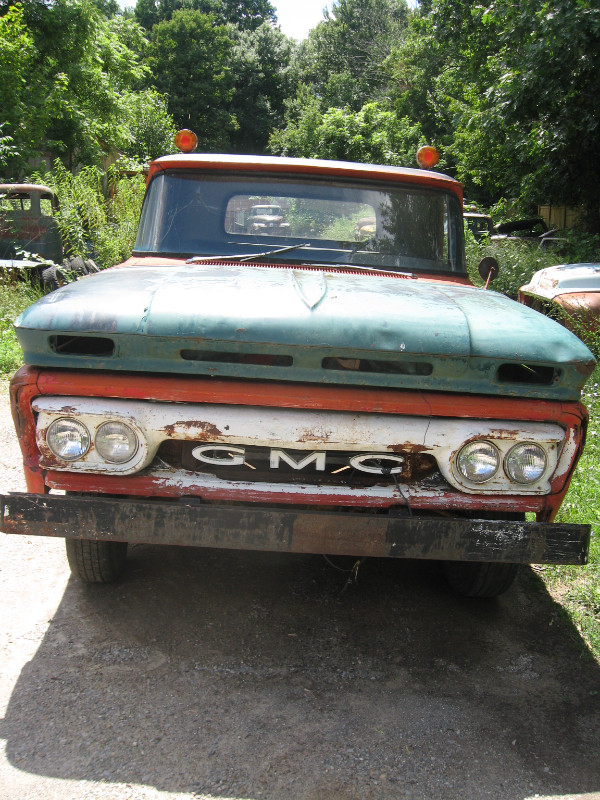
[416,145,440,169]
[174,129,198,153]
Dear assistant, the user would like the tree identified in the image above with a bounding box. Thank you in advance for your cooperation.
[269,93,424,167]
[228,22,298,153]
[0,3,53,173]
[297,0,410,110]
[119,89,177,162]
[0,0,156,174]
[414,0,600,228]
[0,123,18,171]
[134,0,275,31]
[147,10,236,150]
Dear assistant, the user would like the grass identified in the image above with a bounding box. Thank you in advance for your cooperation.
[0,279,40,376]
[542,369,600,659]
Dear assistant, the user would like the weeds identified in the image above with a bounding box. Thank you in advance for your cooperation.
[466,234,561,298]
[0,278,40,375]
[29,160,146,269]
[543,369,600,659]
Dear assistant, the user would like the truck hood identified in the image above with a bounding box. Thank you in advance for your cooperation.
[14,262,595,400]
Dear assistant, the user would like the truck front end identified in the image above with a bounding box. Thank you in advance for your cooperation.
[1,150,594,596]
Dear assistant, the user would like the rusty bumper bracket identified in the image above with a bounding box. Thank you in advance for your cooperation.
[0,493,590,565]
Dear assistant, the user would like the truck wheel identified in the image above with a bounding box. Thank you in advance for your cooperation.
[63,255,86,276]
[65,539,128,583]
[443,561,519,598]
[41,265,63,293]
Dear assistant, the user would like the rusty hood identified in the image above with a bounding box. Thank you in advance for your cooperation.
[14,261,595,400]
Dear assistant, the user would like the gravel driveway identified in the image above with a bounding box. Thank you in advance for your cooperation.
[0,379,599,800]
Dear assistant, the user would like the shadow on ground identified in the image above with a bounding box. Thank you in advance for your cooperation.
[1,546,599,800]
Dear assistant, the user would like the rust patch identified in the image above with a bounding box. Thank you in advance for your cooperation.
[58,405,80,415]
[389,442,430,454]
[163,421,222,440]
[576,359,597,376]
[296,428,333,444]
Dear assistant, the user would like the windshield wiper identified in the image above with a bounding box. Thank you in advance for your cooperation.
[187,243,311,264]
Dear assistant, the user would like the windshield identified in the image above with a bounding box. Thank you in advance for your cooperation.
[135,170,466,274]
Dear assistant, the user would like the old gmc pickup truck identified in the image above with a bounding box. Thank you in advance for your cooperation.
[1,139,595,596]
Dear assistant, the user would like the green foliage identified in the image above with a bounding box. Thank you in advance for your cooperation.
[134,0,276,32]
[416,0,600,226]
[0,3,46,173]
[269,95,424,167]
[30,160,145,269]
[0,122,17,169]
[147,10,236,150]
[543,367,600,660]
[466,228,600,302]
[0,278,39,375]
[466,236,558,299]
[119,89,177,162]
[228,23,298,154]
[0,0,165,176]
[297,0,411,110]
[94,170,147,268]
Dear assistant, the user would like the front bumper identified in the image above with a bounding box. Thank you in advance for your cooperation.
[0,494,590,564]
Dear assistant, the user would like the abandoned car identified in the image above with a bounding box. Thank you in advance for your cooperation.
[0,141,594,597]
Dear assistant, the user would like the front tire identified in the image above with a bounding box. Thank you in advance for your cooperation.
[65,539,128,583]
[443,561,519,597]
[41,265,64,293]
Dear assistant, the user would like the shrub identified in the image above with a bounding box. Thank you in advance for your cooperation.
[0,279,40,375]
[29,161,146,269]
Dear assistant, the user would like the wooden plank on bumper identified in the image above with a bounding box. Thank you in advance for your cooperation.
[0,493,590,565]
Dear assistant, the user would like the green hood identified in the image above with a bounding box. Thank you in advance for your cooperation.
[14,262,595,400]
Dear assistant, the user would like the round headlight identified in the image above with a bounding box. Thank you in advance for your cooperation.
[505,443,547,484]
[457,441,500,483]
[46,418,90,461]
[95,421,139,464]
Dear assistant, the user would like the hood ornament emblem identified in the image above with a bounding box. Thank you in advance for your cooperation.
[291,270,327,309]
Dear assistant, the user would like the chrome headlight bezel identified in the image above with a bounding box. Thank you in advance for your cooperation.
[46,417,91,462]
[95,420,139,464]
[504,442,548,484]
[456,440,501,484]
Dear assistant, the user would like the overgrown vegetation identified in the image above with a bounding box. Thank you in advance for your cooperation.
[544,371,600,658]
[0,279,39,374]
[30,161,146,268]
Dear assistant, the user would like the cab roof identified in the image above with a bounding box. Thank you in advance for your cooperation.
[148,154,463,203]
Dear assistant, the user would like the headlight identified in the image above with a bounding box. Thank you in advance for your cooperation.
[505,443,547,484]
[456,441,500,483]
[95,421,139,464]
[47,418,90,461]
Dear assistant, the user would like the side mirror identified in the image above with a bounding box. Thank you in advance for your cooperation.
[478,256,499,289]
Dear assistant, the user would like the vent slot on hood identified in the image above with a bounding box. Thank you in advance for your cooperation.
[322,357,432,376]
[497,363,557,385]
[49,335,115,357]
[181,350,293,367]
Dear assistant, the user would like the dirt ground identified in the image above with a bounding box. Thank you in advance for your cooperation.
[0,381,599,800]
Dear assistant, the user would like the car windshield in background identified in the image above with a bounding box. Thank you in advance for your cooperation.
[135,171,466,274]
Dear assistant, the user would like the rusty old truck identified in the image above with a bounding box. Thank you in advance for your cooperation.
[0,141,595,596]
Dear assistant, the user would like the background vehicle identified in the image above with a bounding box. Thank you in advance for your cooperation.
[245,204,290,235]
[492,217,567,250]
[519,262,600,332]
[464,211,494,241]
[0,183,98,291]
